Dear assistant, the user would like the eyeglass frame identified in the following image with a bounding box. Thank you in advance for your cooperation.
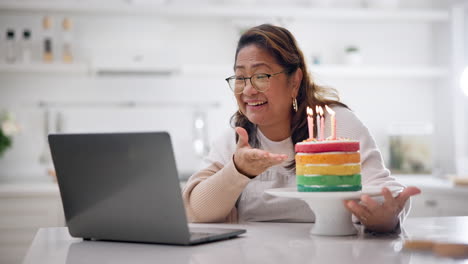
[225,70,287,94]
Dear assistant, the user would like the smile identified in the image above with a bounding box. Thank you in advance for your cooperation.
[246,101,267,106]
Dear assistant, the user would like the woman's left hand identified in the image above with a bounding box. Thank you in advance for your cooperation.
[344,186,421,233]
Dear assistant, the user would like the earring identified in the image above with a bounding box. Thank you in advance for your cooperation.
[238,109,244,116]
[292,97,298,112]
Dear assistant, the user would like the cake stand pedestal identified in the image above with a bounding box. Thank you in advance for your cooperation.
[265,186,402,236]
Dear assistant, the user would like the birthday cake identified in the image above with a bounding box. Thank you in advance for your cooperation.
[295,139,362,192]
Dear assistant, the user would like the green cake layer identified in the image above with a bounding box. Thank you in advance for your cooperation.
[297,184,362,192]
[296,174,361,186]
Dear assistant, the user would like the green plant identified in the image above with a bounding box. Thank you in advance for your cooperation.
[0,110,19,157]
[0,129,12,157]
[345,46,359,53]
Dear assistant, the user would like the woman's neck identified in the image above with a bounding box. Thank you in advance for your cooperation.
[258,123,291,142]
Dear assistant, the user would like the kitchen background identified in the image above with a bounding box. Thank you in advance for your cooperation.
[1,0,466,181]
[0,0,468,263]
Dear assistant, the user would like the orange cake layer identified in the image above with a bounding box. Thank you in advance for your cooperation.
[295,152,360,165]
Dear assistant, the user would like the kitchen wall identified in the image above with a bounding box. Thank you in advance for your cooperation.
[0,0,466,181]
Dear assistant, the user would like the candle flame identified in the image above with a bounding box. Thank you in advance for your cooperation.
[325,105,335,116]
[307,107,313,116]
[318,106,324,116]
[316,105,319,114]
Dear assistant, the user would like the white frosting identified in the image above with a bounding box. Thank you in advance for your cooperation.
[304,163,360,167]
[300,174,359,177]
[296,152,359,156]
[296,139,359,145]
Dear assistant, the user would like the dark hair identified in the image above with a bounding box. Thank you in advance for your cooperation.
[230,24,348,170]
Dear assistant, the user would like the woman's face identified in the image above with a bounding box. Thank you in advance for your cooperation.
[234,44,299,131]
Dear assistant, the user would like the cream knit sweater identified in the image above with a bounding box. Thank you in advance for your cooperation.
[182,106,409,224]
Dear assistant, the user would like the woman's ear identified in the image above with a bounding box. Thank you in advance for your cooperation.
[291,68,303,98]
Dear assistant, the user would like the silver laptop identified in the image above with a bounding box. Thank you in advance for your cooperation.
[48,132,245,245]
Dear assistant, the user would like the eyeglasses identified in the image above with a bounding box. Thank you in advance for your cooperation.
[225,70,286,94]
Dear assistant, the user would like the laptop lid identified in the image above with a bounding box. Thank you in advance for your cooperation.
[49,132,194,244]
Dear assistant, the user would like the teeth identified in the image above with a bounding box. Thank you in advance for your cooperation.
[247,101,266,106]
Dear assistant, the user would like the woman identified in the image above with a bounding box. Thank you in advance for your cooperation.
[182,24,420,233]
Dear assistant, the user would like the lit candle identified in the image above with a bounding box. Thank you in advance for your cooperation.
[307,107,314,139]
[319,106,325,140]
[325,105,336,140]
[315,106,321,140]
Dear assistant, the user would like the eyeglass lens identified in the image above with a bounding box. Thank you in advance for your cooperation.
[231,74,270,94]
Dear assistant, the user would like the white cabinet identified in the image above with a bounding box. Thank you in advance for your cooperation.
[398,176,468,218]
[0,183,65,264]
[409,192,468,217]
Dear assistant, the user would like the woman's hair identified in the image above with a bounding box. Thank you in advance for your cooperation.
[230,24,348,170]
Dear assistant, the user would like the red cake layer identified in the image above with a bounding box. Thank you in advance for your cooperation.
[295,140,360,153]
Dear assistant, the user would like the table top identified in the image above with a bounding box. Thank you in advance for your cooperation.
[22,217,468,264]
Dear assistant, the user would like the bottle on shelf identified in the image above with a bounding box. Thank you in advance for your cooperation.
[311,54,321,65]
[62,17,73,63]
[344,45,362,65]
[42,16,53,63]
[5,29,17,63]
[21,29,32,64]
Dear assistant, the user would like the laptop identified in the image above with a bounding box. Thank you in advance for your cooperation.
[48,131,246,245]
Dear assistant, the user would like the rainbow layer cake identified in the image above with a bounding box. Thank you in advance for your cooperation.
[295,139,361,192]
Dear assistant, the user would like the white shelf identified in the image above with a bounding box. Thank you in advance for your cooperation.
[181,64,449,79]
[0,63,214,76]
[0,63,449,79]
[90,58,179,76]
[0,63,88,74]
[0,2,449,22]
[310,64,449,79]
[91,65,179,76]
[0,63,176,75]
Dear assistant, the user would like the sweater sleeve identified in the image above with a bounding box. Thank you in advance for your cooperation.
[330,107,411,223]
[182,129,251,223]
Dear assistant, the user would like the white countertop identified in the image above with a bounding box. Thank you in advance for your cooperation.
[22,217,468,264]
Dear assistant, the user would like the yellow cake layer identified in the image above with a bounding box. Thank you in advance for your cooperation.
[295,152,360,165]
[296,164,361,176]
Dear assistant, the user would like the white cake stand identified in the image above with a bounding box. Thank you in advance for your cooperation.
[265,186,403,236]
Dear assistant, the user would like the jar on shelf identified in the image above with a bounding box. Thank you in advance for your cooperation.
[42,16,53,63]
[62,18,73,63]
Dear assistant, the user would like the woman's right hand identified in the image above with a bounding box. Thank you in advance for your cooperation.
[233,127,288,178]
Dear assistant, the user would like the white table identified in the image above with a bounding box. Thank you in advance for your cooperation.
[22,217,468,264]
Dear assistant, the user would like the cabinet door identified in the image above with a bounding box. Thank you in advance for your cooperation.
[408,195,443,217]
[438,195,468,217]
[0,194,65,264]
[0,196,64,229]
[408,192,468,217]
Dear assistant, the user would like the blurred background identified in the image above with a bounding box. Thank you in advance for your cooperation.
[0,0,468,263]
